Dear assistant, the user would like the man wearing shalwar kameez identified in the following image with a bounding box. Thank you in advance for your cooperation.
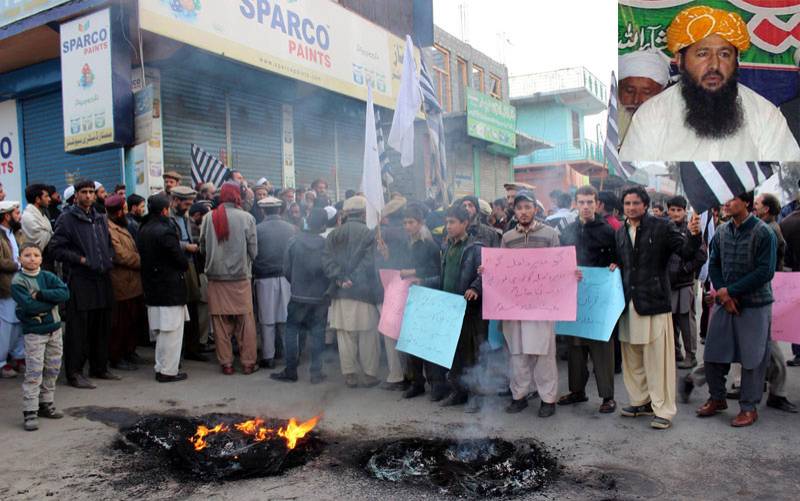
[501,191,562,418]
[613,186,702,430]
[697,192,776,427]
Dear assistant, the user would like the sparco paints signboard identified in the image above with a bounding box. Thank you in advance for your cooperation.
[138,0,418,110]
[60,8,133,153]
[0,0,70,29]
[0,100,23,203]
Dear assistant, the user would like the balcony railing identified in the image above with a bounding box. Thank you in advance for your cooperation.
[515,138,605,166]
[510,67,607,104]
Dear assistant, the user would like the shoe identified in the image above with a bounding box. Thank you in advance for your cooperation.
[242,364,260,375]
[258,359,276,369]
[439,391,468,407]
[787,356,800,367]
[464,395,483,414]
[270,370,298,382]
[380,381,407,391]
[156,372,188,383]
[184,352,209,362]
[360,375,380,388]
[0,364,18,378]
[677,357,697,369]
[310,373,326,385]
[37,403,64,419]
[557,392,588,406]
[766,395,799,413]
[726,388,741,400]
[89,371,121,380]
[680,375,695,404]
[110,360,138,371]
[675,352,685,362]
[506,398,529,414]
[538,402,556,418]
[696,399,728,417]
[402,385,425,399]
[344,374,359,388]
[23,411,38,431]
[620,402,654,417]
[67,374,96,389]
[429,384,450,402]
[731,410,758,427]
[127,352,145,364]
[221,365,234,376]
[650,416,671,429]
[599,399,617,414]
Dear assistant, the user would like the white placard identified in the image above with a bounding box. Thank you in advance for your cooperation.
[0,100,23,203]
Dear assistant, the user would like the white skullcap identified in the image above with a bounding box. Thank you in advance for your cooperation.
[94,181,103,190]
[64,186,75,200]
[324,205,337,221]
[0,201,19,214]
[256,177,270,187]
[619,49,671,86]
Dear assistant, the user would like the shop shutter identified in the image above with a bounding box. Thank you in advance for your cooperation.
[21,91,122,193]
[293,107,335,190]
[228,88,282,184]
[333,111,365,196]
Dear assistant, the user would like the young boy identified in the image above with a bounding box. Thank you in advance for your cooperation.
[10,243,70,431]
[423,205,484,412]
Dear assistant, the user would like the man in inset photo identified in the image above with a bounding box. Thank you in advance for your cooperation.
[618,49,670,146]
[620,5,800,161]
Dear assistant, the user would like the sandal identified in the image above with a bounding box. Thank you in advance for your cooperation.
[557,392,588,406]
[242,364,260,375]
[599,399,617,414]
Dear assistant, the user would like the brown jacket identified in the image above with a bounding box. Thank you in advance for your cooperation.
[0,228,22,298]
[108,218,143,301]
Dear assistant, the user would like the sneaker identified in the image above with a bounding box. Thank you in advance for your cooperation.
[37,403,64,419]
[23,411,38,431]
[620,402,654,417]
[650,416,671,429]
[1,364,18,378]
[538,402,556,418]
[505,398,529,414]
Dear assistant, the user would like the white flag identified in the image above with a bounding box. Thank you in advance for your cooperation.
[362,86,385,229]
[387,35,421,167]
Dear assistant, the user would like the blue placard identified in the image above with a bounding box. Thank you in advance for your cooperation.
[396,286,467,369]
[488,320,504,350]
[555,267,625,342]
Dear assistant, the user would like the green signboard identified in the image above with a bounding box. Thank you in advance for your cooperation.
[466,88,516,149]
[1,0,70,29]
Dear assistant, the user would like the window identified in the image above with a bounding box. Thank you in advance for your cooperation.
[489,73,502,99]
[472,64,484,92]
[431,45,452,112]
[571,111,581,149]
[457,57,468,109]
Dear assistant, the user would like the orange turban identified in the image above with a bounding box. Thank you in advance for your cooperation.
[666,6,751,55]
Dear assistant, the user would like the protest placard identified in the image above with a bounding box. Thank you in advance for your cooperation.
[555,267,625,342]
[482,246,578,321]
[396,286,466,369]
[378,269,413,340]
[771,272,800,344]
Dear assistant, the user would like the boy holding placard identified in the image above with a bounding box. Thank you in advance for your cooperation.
[500,190,562,418]
[423,205,484,412]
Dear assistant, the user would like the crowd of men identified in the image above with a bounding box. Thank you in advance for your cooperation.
[0,169,799,432]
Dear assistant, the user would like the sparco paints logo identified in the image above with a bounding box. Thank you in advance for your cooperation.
[61,19,109,55]
[238,0,332,68]
[0,134,14,175]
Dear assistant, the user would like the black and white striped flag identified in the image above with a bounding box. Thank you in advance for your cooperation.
[420,55,448,194]
[679,162,777,213]
[190,144,230,188]
[374,108,392,184]
[604,72,635,180]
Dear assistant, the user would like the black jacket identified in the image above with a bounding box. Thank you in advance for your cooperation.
[323,217,379,304]
[559,215,616,267]
[50,204,114,279]
[284,231,330,304]
[614,214,702,315]
[422,236,483,304]
[409,238,441,281]
[667,220,708,290]
[137,215,189,307]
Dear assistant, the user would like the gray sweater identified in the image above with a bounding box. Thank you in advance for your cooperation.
[199,204,258,281]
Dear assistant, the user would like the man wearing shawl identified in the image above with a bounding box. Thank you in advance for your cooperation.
[199,182,259,375]
[620,5,800,161]
[617,49,670,145]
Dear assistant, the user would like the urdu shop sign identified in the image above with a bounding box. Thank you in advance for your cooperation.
[0,0,70,29]
[466,88,516,149]
[137,0,418,110]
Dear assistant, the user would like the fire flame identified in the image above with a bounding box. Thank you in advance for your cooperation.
[189,416,319,451]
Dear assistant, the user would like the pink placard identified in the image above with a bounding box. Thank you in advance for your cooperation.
[378,269,412,339]
[771,272,800,344]
[482,246,578,321]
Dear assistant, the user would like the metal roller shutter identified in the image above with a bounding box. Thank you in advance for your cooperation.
[21,91,122,193]
[334,112,365,195]
[228,88,282,184]
[293,108,335,190]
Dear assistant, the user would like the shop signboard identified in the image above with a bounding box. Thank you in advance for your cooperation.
[0,100,23,203]
[466,88,516,149]
[138,0,419,110]
[1,0,70,29]
[60,7,133,153]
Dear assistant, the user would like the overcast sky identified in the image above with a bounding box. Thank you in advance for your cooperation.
[433,0,617,140]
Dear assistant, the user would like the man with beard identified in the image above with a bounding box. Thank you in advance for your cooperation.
[618,49,670,145]
[93,182,108,214]
[461,196,500,248]
[0,202,24,379]
[621,5,800,161]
